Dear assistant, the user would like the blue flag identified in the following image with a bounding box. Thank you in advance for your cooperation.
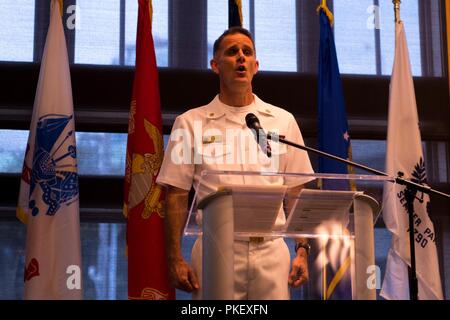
[317,9,352,300]
[318,11,351,190]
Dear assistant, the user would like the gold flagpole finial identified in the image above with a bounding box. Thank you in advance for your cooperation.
[148,0,153,26]
[393,0,401,23]
[316,0,334,26]
[236,0,243,26]
[57,0,64,17]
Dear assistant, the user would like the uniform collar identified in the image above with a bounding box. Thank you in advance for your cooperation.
[204,95,227,120]
[204,94,276,120]
[254,95,276,118]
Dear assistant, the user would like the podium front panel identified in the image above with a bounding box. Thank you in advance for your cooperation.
[183,170,392,300]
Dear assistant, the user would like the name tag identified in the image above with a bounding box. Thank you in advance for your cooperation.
[202,135,222,144]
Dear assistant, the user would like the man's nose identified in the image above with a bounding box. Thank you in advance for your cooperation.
[236,49,245,62]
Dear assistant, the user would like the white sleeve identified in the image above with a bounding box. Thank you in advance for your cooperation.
[156,115,195,191]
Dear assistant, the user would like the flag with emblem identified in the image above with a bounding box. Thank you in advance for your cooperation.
[317,6,352,300]
[229,0,243,27]
[380,20,443,300]
[16,0,82,299]
[124,0,174,300]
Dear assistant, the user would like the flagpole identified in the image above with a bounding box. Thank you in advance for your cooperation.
[393,0,401,23]
[392,0,420,301]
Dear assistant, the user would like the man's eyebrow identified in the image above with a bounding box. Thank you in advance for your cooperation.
[224,44,254,51]
[225,44,238,50]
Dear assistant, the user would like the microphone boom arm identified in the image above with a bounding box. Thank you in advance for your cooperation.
[267,132,450,198]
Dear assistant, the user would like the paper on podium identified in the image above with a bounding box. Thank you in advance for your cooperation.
[284,189,362,234]
[220,184,287,233]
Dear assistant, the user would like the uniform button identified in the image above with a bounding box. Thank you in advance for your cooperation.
[265,109,271,113]
[209,112,215,117]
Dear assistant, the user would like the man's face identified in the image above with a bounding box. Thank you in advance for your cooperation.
[210,33,259,88]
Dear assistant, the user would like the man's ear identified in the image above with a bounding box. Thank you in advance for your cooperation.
[210,58,219,74]
[254,60,259,75]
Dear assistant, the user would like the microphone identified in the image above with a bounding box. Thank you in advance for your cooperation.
[245,113,271,157]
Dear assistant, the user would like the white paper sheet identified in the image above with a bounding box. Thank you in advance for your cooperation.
[219,184,287,233]
[284,189,362,234]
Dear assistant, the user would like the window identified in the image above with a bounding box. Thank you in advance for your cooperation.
[332,0,422,76]
[334,0,377,75]
[0,1,169,67]
[206,0,434,75]
[207,0,228,63]
[379,0,422,75]
[0,1,442,76]
[74,0,168,66]
[254,0,297,72]
[0,0,34,62]
[74,1,121,65]
[207,0,297,72]
[124,0,169,67]
[0,129,127,176]
[0,129,171,176]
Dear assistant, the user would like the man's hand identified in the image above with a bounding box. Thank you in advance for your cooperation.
[168,256,199,293]
[164,185,199,293]
[288,248,309,287]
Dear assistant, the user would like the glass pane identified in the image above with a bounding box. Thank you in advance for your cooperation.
[0,129,127,176]
[76,132,127,176]
[350,139,434,179]
[0,221,128,300]
[74,0,121,65]
[0,130,171,176]
[0,0,35,62]
[125,0,169,67]
[334,0,376,75]
[379,0,421,76]
[254,0,296,72]
[207,0,228,63]
[351,140,386,174]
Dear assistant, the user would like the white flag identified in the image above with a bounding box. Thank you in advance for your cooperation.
[380,21,443,300]
[16,0,83,299]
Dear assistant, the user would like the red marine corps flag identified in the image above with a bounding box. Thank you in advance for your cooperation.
[124,0,174,300]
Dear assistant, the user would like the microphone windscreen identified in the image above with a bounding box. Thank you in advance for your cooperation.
[245,113,259,129]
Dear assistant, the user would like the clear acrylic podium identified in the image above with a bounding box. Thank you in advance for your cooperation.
[184,170,392,300]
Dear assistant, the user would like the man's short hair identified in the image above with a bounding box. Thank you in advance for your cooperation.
[213,27,255,57]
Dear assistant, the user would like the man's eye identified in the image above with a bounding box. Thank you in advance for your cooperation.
[244,49,253,56]
[226,48,238,55]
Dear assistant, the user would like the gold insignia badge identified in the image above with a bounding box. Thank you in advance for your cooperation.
[127,119,165,219]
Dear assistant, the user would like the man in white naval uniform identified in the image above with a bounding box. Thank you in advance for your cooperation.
[156,27,313,299]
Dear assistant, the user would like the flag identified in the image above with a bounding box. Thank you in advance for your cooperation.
[16,0,82,299]
[124,0,174,300]
[317,7,352,300]
[317,10,352,191]
[229,0,243,28]
[380,21,443,300]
